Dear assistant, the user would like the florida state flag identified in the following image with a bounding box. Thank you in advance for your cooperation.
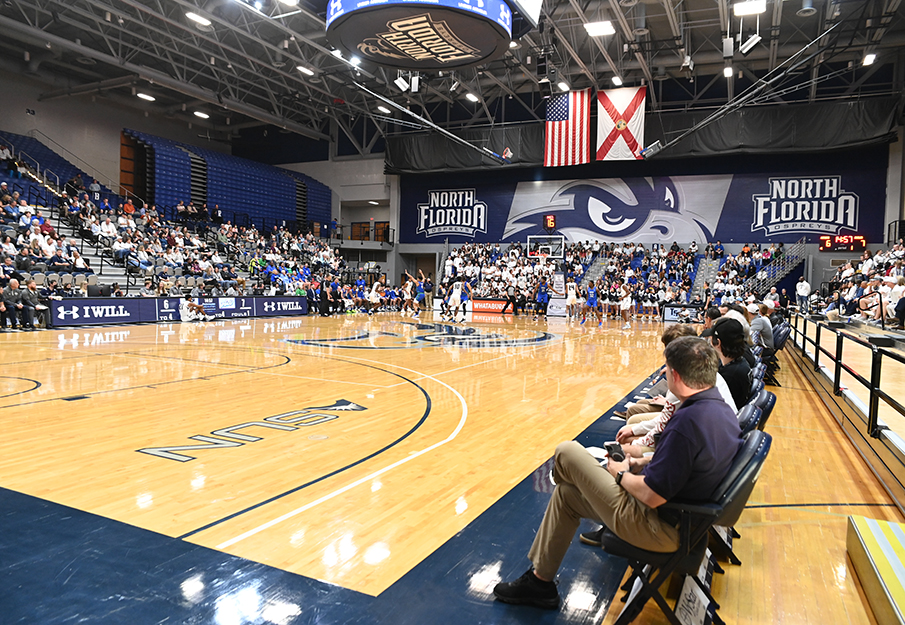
[596,86,646,161]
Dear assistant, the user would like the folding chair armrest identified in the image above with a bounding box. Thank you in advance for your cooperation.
[660,500,722,517]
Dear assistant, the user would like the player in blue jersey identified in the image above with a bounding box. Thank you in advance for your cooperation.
[580,280,603,326]
[533,278,551,321]
[405,269,427,318]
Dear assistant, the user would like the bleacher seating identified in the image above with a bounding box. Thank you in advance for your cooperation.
[122,129,331,229]
[0,129,114,201]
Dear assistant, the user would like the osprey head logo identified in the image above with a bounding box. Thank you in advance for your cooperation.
[57,306,80,320]
[503,177,681,242]
[556,178,680,239]
[264,302,276,312]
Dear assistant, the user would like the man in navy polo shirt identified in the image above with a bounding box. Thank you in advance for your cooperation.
[493,336,743,610]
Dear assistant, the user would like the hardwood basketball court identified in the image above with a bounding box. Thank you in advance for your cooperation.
[0,312,900,624]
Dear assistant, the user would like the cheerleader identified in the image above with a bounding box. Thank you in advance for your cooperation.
[640,287,653,320]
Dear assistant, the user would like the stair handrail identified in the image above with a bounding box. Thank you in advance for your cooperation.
[17,151,40,179]
[738,237,807,296]
[27,129,146,207]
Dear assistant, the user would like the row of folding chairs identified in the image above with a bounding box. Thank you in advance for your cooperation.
[602,362,776,625]
[13,272,97,288]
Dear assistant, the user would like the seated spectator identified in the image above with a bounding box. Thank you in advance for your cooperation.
[46,249,71,272]
[112,236,133,264]
[492,337,743,610]
[2,278,37,331]
[70,250,92,274]
[0,255,21,287]
[99,217,117,244]
[702,317,752,408]
[15,247,34,272]
[139,279,156,297]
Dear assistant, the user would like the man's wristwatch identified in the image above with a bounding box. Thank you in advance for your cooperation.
[615,470,626,486]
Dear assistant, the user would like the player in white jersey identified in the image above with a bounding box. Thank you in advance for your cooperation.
[565,277,579,319]
[446,278,471,322]
[400,279,414,315]
[619,281,633,330]
[368,278,385,315]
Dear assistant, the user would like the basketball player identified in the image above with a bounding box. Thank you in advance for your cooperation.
[448,277,470,322]
[533,277,551,321]
[179,295,215,322]
[580,280,603,326]
[564,277,579,319]
[400,277,414,315]
[619,280,633,330]
[367,277,385,315]
[405,269,427,318]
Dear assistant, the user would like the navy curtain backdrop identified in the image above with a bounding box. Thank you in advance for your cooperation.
[385,97,900,174]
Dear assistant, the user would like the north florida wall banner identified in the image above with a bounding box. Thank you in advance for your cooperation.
[400,166,887,245]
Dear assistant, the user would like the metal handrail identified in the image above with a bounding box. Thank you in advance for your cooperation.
[18,151,39,177]
[791,313,904,439]
[27,129,144,204]
[738,237,807,295]
[44,168,60,189]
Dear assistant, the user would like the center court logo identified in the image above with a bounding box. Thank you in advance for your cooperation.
[137,399,366,462]
[287,322,556,349]
[416,189,488,238]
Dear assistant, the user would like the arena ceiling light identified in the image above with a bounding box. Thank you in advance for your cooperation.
[723,65,733,78]
[296,65,315,76]
[194,111,210,119]
[864,52,877,66]
[185,11,212,27]
[465,92,480,102]
[612,75,623,86]
[136,93,156,102]
[377,105,391,114]
[557,81,570,92]
[584,21,616,36]
[350,56,362,66]
[733,0,766,16]
[369,200,379,205]
[394,75,410,91]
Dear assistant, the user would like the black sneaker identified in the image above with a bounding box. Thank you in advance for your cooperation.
[493,569,560,609]
[579,527,606,547]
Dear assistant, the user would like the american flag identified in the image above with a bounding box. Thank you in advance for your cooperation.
[544,88,591,167]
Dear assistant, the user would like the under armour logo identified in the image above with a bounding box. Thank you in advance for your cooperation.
[57,306,80,320]
[264,302,276,312]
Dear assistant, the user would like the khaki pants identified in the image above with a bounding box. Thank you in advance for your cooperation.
[527,441,680,580]
[627,411,661,425]
[626,399,666,417]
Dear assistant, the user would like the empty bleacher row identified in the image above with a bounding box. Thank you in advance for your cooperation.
[123,129,331,229]
[0,129,115,207]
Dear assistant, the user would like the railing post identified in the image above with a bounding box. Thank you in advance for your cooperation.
[813,321,821,371]
[833,330,844,396]
[868,346,885,439]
